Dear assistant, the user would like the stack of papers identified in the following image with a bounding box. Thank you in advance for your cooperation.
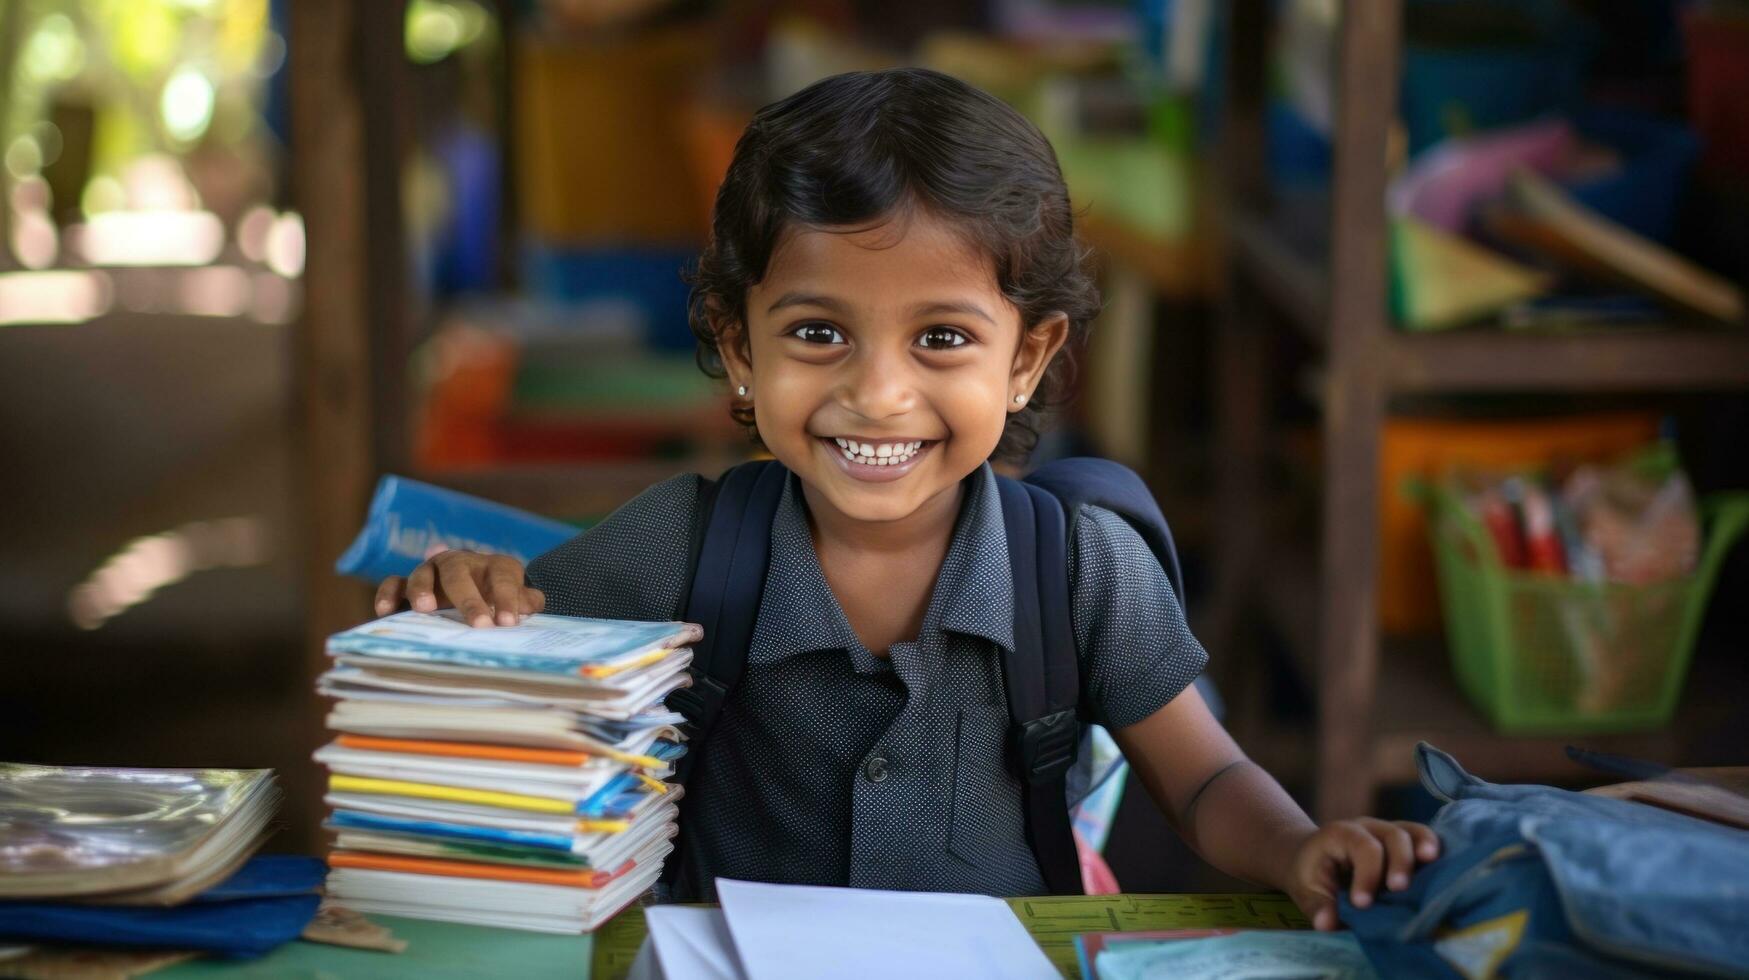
[0,765,319,958]
[315,610,697,933]
[632,879,1061,980]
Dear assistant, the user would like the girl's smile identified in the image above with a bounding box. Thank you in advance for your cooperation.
[820,436,935,482]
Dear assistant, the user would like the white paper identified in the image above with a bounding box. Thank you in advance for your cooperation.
[626,940,661,980]
[715,878,1058,980]
[644,906,748,980]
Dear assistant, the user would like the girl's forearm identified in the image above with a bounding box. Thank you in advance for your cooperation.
[1175,760,1317,892]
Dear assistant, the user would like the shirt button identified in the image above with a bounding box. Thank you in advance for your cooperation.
[863,750,892,784]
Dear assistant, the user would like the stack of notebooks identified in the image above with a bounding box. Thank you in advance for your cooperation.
[315,610,697,933]
[0,764,321,960]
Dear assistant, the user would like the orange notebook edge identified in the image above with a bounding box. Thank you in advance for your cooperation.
[577,647,676,679]
[327,850,633,888]
[335,734,592,767]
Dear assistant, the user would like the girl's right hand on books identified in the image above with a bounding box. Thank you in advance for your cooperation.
[374,550,545,628]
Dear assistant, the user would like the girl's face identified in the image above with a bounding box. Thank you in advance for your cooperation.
[720,209,1067,526]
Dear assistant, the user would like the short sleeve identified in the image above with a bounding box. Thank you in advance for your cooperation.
[526,473,702,621]
[1070,504,1209,730]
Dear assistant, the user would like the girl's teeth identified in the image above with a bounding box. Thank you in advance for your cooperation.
[830,438,925,466]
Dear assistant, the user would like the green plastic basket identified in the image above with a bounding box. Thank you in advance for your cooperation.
[1415,480,1749,735]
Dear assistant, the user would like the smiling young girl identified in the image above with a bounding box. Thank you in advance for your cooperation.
[375,67,1437,928]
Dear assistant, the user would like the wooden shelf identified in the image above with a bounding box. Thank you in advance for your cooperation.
[1384,328,1749,394]
[1369,639,1681,786]
[1253,566,1706,789]
[1246,628,1701,790]
[1228,208,1749,394]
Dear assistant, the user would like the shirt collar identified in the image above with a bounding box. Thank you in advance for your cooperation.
[746,472,863,664]
[745,464,1015,664]
[931,464,1016,654]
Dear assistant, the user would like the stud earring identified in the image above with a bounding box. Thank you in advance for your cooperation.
[737,385,748,397]
[1014,393,1027,405]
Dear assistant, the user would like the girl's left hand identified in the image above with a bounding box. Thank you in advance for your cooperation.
[1288,818,1441,931]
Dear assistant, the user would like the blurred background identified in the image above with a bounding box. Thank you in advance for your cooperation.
[2,0,1747,893]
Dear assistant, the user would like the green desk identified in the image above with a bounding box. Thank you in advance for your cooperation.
[155,894,1307,979]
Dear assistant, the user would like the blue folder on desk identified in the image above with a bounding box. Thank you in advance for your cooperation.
[0,856,325,957]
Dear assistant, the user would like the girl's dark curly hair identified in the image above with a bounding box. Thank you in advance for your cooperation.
[687,67,1101,463]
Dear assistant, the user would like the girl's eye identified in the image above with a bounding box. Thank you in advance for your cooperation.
[790,322,845,345]
[918,326,969,350]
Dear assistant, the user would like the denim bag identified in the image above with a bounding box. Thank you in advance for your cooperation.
[1340,743,1749,978]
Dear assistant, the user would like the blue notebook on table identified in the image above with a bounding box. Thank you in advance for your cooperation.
[0,856,325,957]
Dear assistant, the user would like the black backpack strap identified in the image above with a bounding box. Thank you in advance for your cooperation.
[994,475,1083,896]
[660,460,786,895]
[667,459,787,759]
[671,473,723,629]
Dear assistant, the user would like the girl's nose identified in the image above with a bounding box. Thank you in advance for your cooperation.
[838,343,917,421]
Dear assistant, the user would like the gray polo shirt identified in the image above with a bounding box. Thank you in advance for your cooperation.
[528,463,1206,901]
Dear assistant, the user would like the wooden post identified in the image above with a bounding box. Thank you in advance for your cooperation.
[356,0,414,475]
[1316,0,1401,820]
[1205,0,1270,676]
[288,0,379,849]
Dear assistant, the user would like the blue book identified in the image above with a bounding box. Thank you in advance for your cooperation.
[329,810,579,853]
[577,772,647,818]
[335,475,578,583]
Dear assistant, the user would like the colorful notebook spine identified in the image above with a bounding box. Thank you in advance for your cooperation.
[334,734,666,770]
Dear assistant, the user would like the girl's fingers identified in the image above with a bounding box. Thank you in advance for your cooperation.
[1295,820,1437,931]
[1295,834,1342,929]
[374,576,406,616]
[386,552,530,626]
[436,555,492,627]
[1366,819,1417,891]
[1290,873,1337,932]
[1342,824,1386,908]
[1403,821,1441,863]
[405,561,439,613]
[485,561,526,626]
